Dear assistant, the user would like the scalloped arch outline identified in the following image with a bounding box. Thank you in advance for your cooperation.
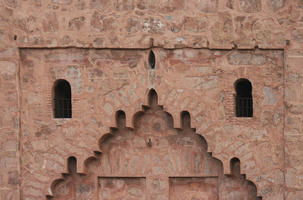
[46,89,262,200]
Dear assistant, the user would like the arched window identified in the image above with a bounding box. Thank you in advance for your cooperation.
[148,88,158,108]
[235,79,253,117]
[67,156,77,174]
[54,79,72,118]
[230,157,241,177]
[181,111,191,129]
[116,110,126,129]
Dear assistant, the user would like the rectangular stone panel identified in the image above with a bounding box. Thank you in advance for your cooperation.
[169,177,218,200]
[98,177,146,200]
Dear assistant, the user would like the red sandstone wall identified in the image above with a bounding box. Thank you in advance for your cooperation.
[8,0,299,49]
[0,0,303,200]
[9,0,296,49]
[285,49,303,199]
[19,48,283,199]
[0,21,20,200]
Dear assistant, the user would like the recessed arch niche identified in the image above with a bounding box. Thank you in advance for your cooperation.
[47,89,261,200]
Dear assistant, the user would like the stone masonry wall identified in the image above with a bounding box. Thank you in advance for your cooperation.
[20,48,283,200]
[10,0,297,49]
[0,11,20,200]
[0,0,303,200]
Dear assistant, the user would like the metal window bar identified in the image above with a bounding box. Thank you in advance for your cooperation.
[54,98,72,118]
[236,97,253,117]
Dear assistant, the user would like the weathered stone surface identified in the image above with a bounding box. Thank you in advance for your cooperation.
[209,13,233,47]
[0,61,16,76]
[2,0,17,8]
[267,0,285,11]
[228,51,267,65]
[43,13,59,32]
[142,17,166,34]
[183,17,208,33]
[239,0,261,13]
[252,18,276,45]
[99,178,145,200]
[170,178,218,199]
[51,0,72,5]
[1,0,303,199]
[2,0,294,48]
[292,29,303,43]
[68,17,85,31]
[196,0,218,12]
[8,171,18,185]
[263,87,279,105]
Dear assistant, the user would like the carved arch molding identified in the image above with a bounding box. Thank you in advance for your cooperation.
[47,89,262,200]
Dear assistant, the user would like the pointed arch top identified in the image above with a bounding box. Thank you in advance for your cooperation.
[148,50,155,69]
[148,88,158,108]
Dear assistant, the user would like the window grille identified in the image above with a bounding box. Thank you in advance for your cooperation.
[54,79,72,118]
[54,98,72,118]
[236,96,253,117]
[235,79,253,117]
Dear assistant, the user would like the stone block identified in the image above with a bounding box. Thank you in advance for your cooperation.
[239,0,261,13]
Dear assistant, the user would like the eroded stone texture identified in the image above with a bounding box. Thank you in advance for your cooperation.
[292,29,303,43]
[239,0,262,13]
[0,0,20,193]
[170,178,218,199]
[99,178,145,200]
[267,0,285,11]
[285,49,303,200]
[3,0,293,48]
[42,13,59,32]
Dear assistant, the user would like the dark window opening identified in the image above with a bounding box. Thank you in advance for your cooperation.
[148,88,158,108]
[149,50,155,69]
[230,157,241,177]
[116,110,126,129]
[54,79,72,118]
[235,79,253,117]
[181,111,191,129]
[67,156,77,174]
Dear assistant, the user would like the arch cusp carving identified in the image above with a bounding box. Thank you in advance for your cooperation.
[47,89,261,200]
